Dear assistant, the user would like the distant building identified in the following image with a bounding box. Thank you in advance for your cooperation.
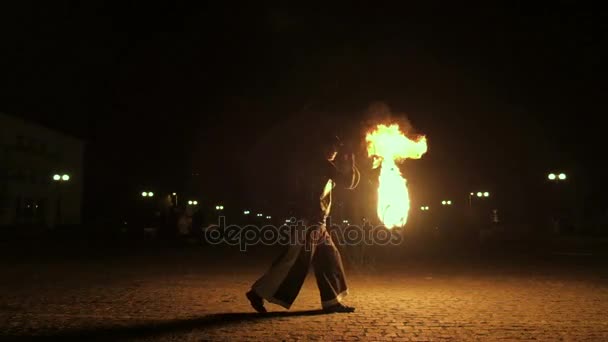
[0,113,84,229]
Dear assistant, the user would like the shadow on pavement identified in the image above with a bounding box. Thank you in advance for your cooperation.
[5,310,327,341]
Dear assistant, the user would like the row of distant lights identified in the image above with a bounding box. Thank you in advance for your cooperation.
[243,210,271,219]
[139,193,268,217]
[421,192,490,211]
[141,171,564,207]
[420,199,453,211]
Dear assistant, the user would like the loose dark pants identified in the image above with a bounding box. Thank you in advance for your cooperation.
[251,221,348,309]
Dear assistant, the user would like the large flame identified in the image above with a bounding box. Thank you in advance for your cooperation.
[366,124,427,228]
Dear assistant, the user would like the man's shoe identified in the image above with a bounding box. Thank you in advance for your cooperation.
[323,303,355,313]
[246,290,267,313]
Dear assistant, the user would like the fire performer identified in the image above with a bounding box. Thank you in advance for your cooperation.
[246,136,357,313]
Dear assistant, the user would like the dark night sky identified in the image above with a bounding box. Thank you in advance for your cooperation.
[1,2,606,220]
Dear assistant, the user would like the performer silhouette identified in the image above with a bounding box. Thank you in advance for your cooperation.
[247,137,356,313]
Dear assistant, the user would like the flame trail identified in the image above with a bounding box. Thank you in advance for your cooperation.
[366,124,427,228]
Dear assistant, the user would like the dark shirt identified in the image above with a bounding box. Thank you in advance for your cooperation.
[297,157,352,223]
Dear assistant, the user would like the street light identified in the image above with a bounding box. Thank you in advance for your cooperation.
[193,200,198,205]
[266,215,272,219]
[188,200,193,205]
[244,210,250,215]
[470,192,489,208]
[53,174,70,182]
[257,213,263,217]
[52,173,70,226]
[142,192,148,197]
[548,172,567,181]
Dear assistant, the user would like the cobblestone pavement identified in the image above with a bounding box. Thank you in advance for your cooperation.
[1,246,608,341]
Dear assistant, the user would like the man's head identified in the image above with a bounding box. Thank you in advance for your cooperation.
[321,136,340,161]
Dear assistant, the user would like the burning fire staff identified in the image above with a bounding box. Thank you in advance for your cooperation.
[246,137,358,313]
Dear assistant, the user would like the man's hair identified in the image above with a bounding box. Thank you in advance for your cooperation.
[320,134,341,151]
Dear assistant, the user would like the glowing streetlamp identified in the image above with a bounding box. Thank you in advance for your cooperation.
[244,210,250,215]
[470,191,489,208]
[53,174,70,182]
[548,172,567,181]
[52,173,70,226]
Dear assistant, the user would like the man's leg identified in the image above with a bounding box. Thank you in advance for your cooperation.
[312,227,354,312]
[248,243,309,310]
[248,224,316,311]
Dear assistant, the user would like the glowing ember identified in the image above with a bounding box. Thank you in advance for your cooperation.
[366,124,427,228]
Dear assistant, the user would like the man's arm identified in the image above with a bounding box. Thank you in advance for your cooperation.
[330,152,356,189]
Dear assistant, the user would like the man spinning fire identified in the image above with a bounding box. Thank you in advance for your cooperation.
[246,136,357,313]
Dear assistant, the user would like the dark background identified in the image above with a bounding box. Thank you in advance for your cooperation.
[0,1,605,223]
